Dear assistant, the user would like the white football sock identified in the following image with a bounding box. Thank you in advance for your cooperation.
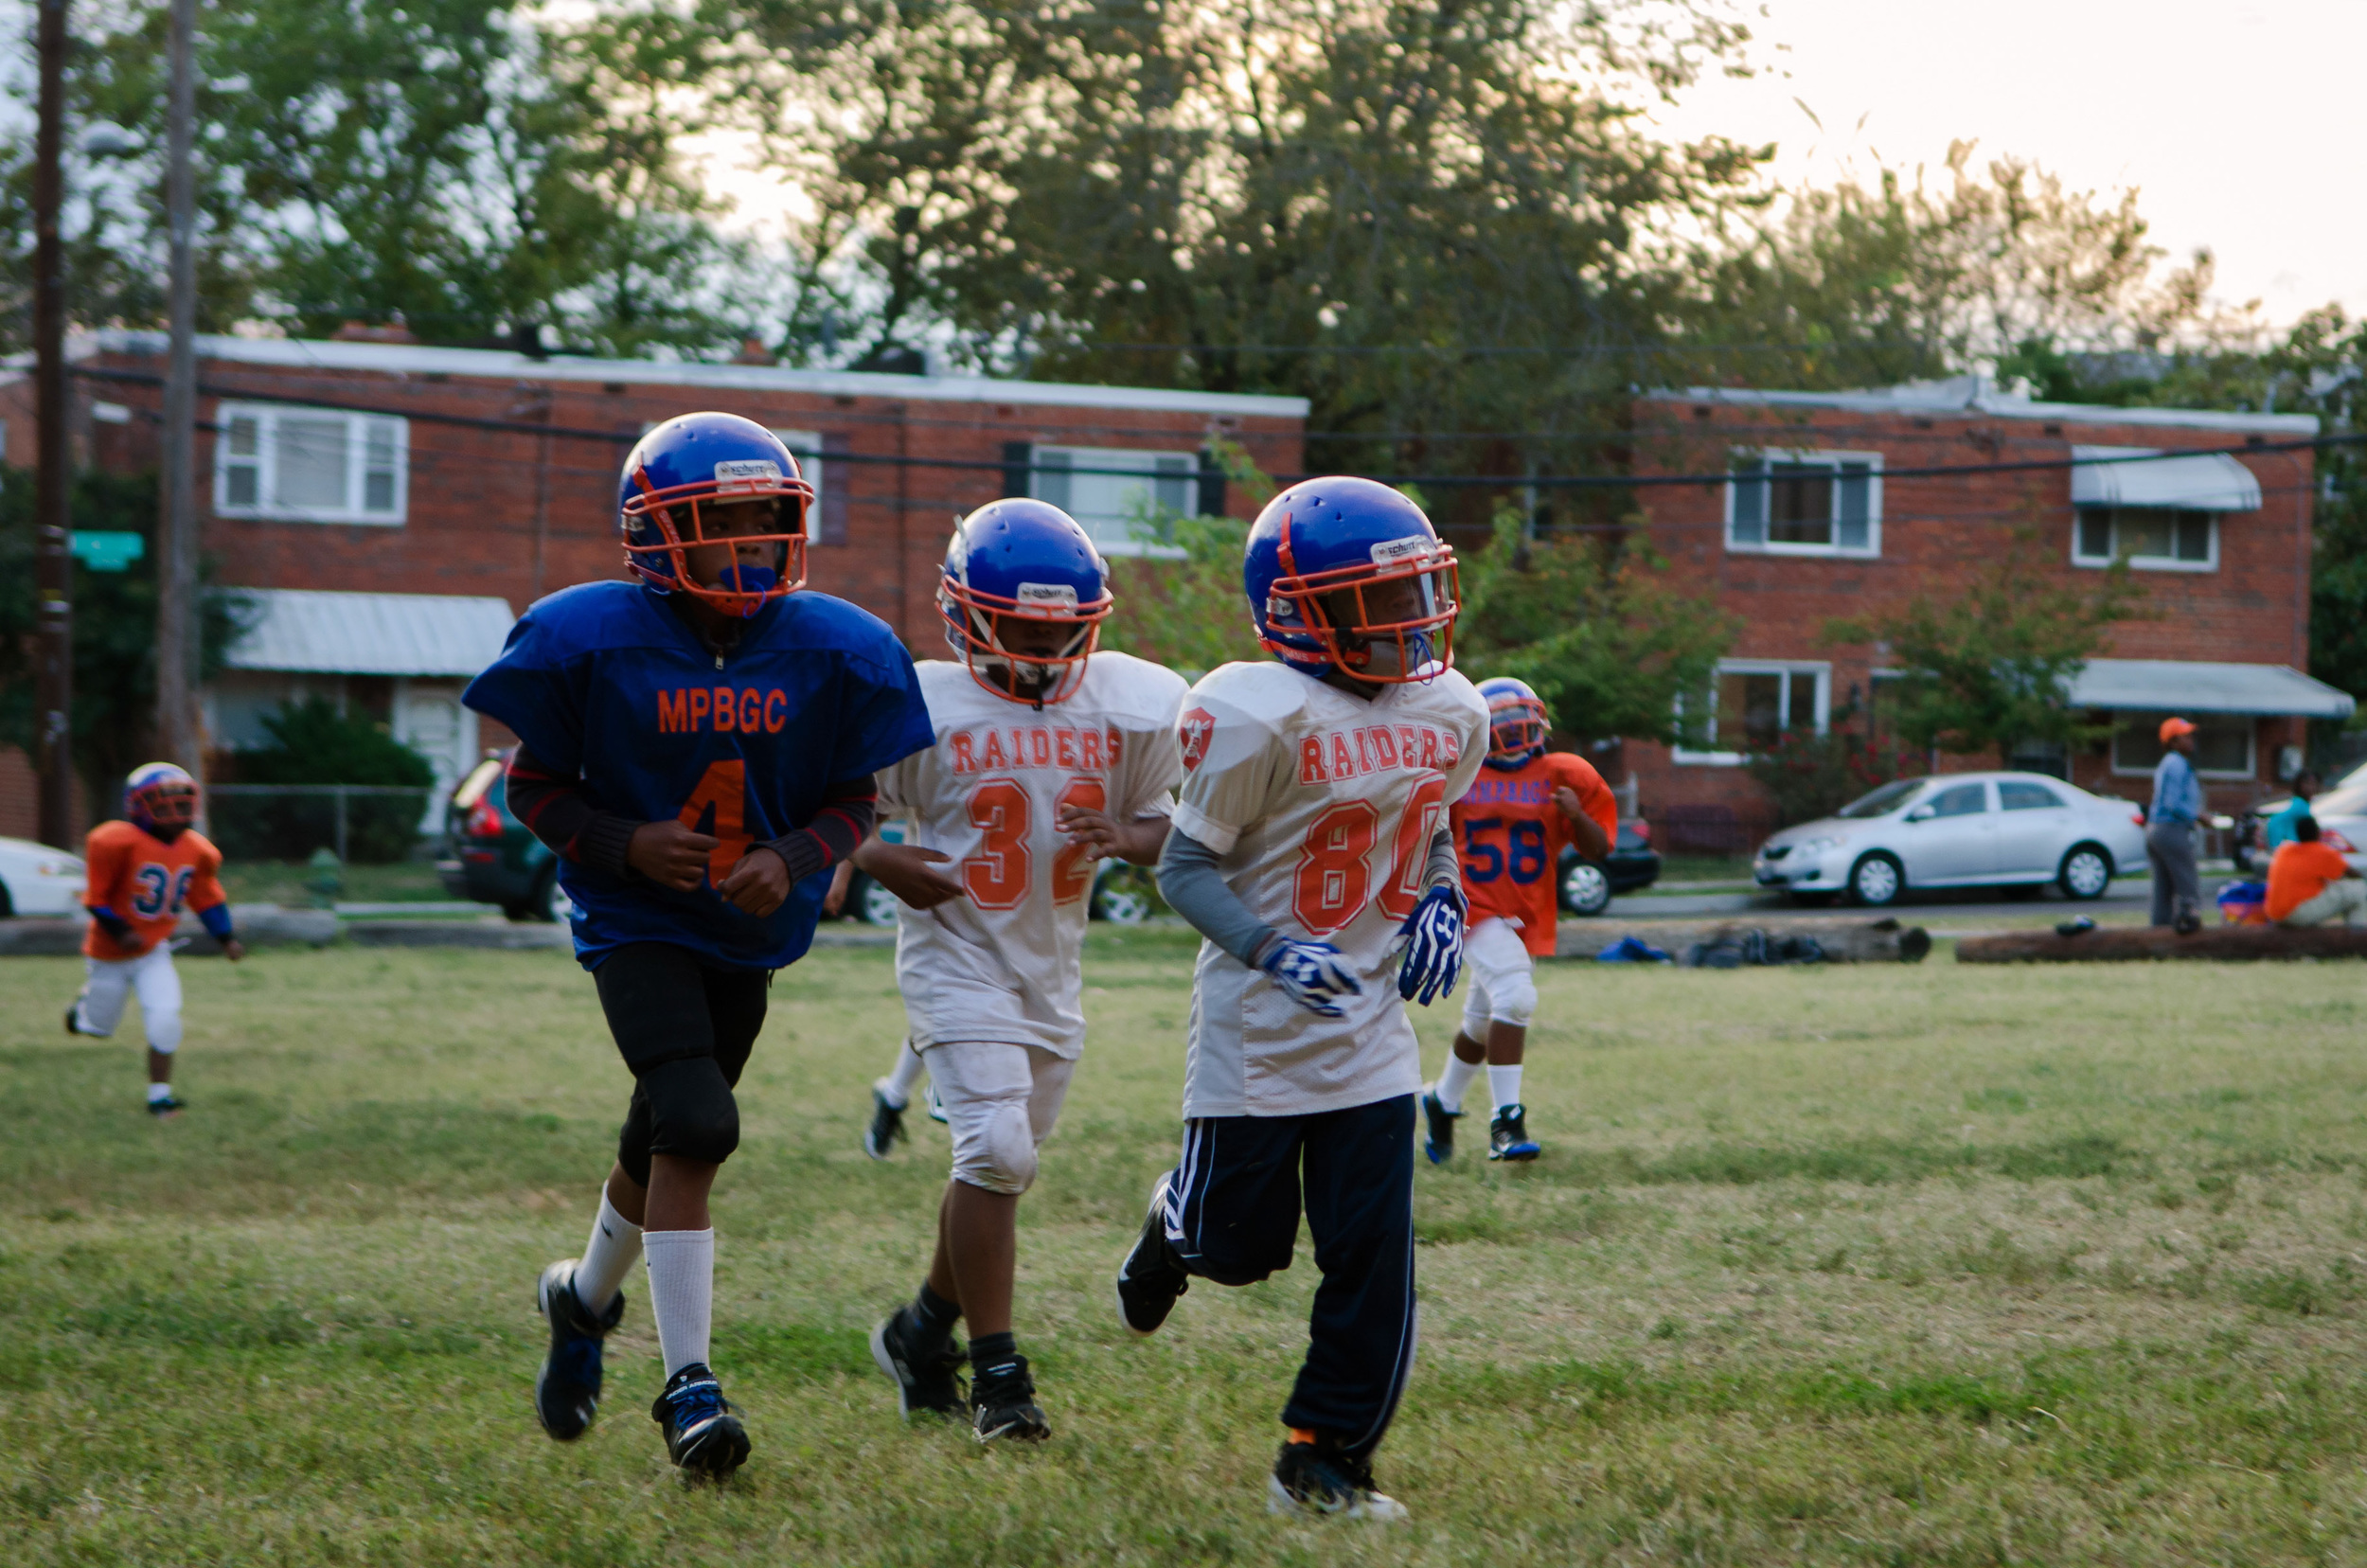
[643,1228,715,1379]
[574,1188,643,1312]
[146,1081,172,1105]
[1435,1053,1482,1114]
[1488,1064,1525,1112]
[880,1040,926,1109]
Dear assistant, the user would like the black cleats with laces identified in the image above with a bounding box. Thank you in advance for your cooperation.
[970,1351,1051,1444]
[870,1307,970,1419]
[147,1093,186,1118]
[650,1363,749,1479]
[1114,1175,1190,1337]
[1268,1434,1410,1522]
[534,1259,625,1441]
[1419,1085,1462,1165]
[863,1081,909,1161]
[1487,1102,1541,1162]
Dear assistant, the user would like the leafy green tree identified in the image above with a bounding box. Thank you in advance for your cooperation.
[1741,708,1922,827]
[1824,537,2149,759]
[1455,511,1738,747]
[0,465,246,820]
[228,697,436,863]
[1097,441,1276,676]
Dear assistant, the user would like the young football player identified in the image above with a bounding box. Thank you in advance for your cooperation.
[1112,477,1486,1522]
[860,499,1187,1443]
[1422,677,1616,1163]
[65,763,245,1115]
[463,413,933,1480]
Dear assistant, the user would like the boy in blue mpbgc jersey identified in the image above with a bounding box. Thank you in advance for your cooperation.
[465,413,933,1480]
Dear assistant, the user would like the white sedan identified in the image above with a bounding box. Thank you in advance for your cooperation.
[0,835,88,917]
[1753,772,2150,907]
[2251,760,2367,875]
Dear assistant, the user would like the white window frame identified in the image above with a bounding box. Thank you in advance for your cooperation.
[1674,659,1831,765]
[769,428,824,513]
[2110,711,2256,780]
[2072,507,2218,573]
[1028,444,1197,558]
[1725,448,1882,558]
[213,401,409,526]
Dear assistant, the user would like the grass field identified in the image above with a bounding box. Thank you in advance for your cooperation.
[7,937,2367,1564]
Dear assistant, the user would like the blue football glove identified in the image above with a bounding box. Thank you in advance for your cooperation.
[1260,938,1363,1019]
[1397,882,1468,1005]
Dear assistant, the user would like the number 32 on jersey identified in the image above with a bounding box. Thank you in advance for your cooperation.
[964,776,1106,909]
[1292,776,1446,935]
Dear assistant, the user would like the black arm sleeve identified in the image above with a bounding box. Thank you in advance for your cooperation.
[759,775,877,884]
[504,746,641,877]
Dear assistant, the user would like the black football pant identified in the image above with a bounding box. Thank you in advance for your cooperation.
[592,941,769,1185]
[1162,1093,1417,1457]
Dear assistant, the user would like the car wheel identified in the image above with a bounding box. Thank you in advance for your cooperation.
[2057,844,2112,900]
[1092,864,1154,925]
[1847,851,1904,907]
[857,873,902,928]
[1560,859,1611,917]
[510,865,572,923]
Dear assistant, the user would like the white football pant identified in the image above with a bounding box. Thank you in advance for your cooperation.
[925,1040,1076,1195]
[73,944,184,1053]
[1457,916,1538,1038]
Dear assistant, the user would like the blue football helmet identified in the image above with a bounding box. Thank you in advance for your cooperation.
[125,762,199,833]
[1243,476,1458,684]
[1477,677,1551,769]
[939,498,1112,706]
[618,413,814,617]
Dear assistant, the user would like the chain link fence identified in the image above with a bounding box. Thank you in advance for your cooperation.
[205,784,436,864]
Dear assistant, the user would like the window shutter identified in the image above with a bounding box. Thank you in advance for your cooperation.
[1197,447,1226,518]
[1002,441,1033,500]
[817,432,851,544]
[1729,459,1767,545]
[1836,461,1871,549]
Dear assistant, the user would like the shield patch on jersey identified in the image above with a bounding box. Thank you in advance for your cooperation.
[1179,706,1215,772]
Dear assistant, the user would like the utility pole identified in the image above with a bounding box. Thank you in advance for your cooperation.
[154,0,203,785]
[33,0,74,849]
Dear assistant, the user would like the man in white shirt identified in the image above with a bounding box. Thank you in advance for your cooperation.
[1112,477,1487,1523]
[858,499,1187,1443]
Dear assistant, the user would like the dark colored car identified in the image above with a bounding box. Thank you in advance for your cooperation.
[437,754,570,923]
[838,820,1162,928]
[1557,819,1662,917]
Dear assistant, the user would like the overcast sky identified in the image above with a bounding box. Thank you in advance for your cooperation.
[1649,0,2365,329]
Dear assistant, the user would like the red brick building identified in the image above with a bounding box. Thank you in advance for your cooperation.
[1621,376,2352,849]
[0,330,1305,832]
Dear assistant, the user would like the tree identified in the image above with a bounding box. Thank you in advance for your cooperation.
[1824,537,2149,759]
[0,465,245,820]
[706,0,1764,483]
[227,696,436,863]
[1454,510,1738,747]
[1096,440,1274,676]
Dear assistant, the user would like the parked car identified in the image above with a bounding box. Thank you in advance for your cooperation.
[2235,759,2367,875]
[437,755,570,923]
[842,819,1161,928]
[1556,820,1663,917]
[1753,772,2148,907]
[0,836,87,917]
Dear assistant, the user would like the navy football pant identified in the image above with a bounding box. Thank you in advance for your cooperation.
[592,942,769,1185]
[1162,1094,1417,1457]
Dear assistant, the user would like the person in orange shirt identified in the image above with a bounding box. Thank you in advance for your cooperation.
[1423,678,1615,1162]
[65,763,244,1115]
[2266,814,2365,927]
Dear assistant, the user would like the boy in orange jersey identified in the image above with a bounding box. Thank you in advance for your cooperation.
[1422,678,1614,1162]
[65,764,244,1116]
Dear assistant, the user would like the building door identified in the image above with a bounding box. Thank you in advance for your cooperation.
[394,682,473,831]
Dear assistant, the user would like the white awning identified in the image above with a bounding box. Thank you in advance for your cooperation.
[2071,446,2262,511]
[223,589,516,677]
[2068,658,2355,720]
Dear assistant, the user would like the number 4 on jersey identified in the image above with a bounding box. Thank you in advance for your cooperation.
[678,760,752,883]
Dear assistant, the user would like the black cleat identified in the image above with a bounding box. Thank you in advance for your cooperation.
[65,1004,82,1036]
[1487,1103,1540,1162]
[870,1307,970,1419]
[970,1351,1050,1444]
[1419,1085,1462,1165]
[1269,1434,1409,1522]
[863,1081,909,1161]
[2173,911,2202,936]
[650,1363,750,1480]
[1114,1175,1190,1337]
[147,1093,186,1118]
[534,1259,625,1441]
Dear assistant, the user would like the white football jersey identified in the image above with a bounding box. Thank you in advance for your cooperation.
[1170,660,1488,1117]
[877,652,1189,1060]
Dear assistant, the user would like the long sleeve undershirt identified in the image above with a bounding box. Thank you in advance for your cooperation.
[504,746,876,884]
[1160,823,1458,969]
